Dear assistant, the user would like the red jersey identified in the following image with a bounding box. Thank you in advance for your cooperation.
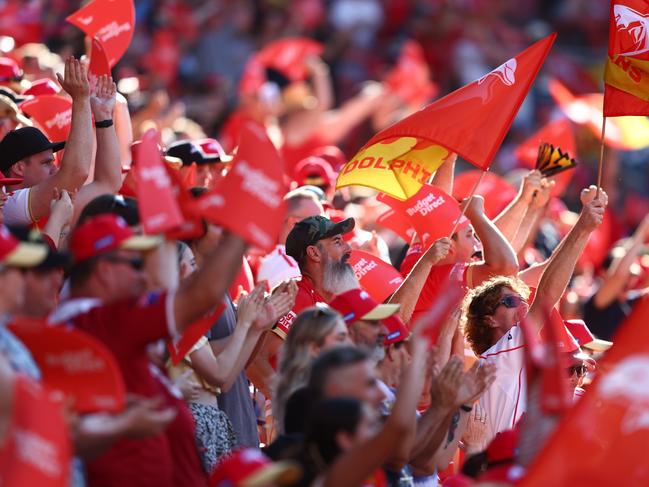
[49,293,208,487]
[272,276,326,340]
[399,244,470,325]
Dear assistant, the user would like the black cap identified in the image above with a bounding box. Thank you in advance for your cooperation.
[285,216,354,264]
[8,225,71,270]
[165,140,218,166]
[0,127,65,173]
[77,194,140,227]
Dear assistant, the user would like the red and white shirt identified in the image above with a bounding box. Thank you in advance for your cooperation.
[272,275,326,340]
[3,188,35,225]
[478,325,526,446]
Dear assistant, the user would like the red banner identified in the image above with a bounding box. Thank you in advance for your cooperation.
[0,376,71,487]
[66,0,135,67]
[521,297,649,486]
[384,40,438,106]
[348,250,404,303]
[376,208,415,243]
[8,317,126,413]
[20,95,72,143]
[167,305,225,365]
[88,36,111,87]
[193,122,287,252]
[135,129,184,235]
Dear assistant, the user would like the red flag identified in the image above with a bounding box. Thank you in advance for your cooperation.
[20,95,72,143]
[418,278,463,344]
[376,208,415,243]
[603,1,649,116]
[453,171,517,219]
[549,78,649,150]
[88,36,111,88]
[163,165,204,241]
[379,184,461,249]
[192,122,287,252]
[66,0,135,67]
[384,40,438,106]
[336,34,556,200]
[134,129,184,235]
[167,305,224,365]
[348,250,404,303]
[520,297,649,486]
[239,37,323,95]
[0,376,71,486]
[515,118,576,196]
[8,317,126,413]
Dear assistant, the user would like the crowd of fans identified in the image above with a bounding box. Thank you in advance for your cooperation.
[0,1,646,486]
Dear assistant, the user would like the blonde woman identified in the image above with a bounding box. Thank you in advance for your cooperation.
[273,305,351,433]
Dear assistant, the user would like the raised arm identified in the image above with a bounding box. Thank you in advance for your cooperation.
[527,186,608,330]
[464,196,519,286]
[30,57,93,220]
[305,56,334,111]
[431,153,456,196]
[173,232,248,333]
[73,75,122,222]
[388,237,451,323]
[494,170,542,248]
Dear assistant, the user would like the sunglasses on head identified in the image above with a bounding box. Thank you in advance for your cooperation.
[499,294,525,309]
[103,254,145,271]
[567,364,588,378]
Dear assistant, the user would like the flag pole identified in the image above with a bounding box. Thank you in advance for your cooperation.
[596,116,607,197]
[448,170,486,237]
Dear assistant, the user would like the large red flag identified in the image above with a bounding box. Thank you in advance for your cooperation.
[603,1,649,116]
[348,250,404,303]
[336,33,556,200]
[520,297,649,486]
[192,122,287,252]
[66,0,135,67]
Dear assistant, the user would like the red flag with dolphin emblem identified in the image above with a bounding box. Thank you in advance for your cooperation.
[192,122,287,252]
[603,0,649,116]
[66,0,135,67]
[336,33,556,201]
[520,296,649,486]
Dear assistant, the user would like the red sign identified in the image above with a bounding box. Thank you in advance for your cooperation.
[167,305,224,365]
[135,129,184,235]
[88,36,111,88]
[8,317,126,413]
[453,171,518,219]
[376,208,415,242]
[20,95,72,143]
[0,376,71,486]
[380,184,461,249]
[66,0,135,67]
[385,40,438,106]
[193,122,287,252]
[521,297,649,486]
[348,250,404,303]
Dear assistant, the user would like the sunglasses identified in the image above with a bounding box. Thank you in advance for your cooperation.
[567,364,588,377]
[104,255,145,271]
[499,294,525,309]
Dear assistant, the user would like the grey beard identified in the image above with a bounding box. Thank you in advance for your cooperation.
[321,259,359,295]
[369,345,386,364]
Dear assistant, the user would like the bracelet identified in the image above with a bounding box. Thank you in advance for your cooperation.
[95,119,113,128]
[460,404,473,413]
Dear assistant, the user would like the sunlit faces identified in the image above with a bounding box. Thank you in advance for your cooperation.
[23,268,64,316]
[15,150,57,187]
[319,318,353,350]
[349,319,388,363]
[97,250,147,300]
[452,224,480,262]
[489,287,529,336]
[323,359,385,409]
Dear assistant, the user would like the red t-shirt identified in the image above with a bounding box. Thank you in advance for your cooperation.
[399,244,470,325]
[272,276,326,340]
[49,293,208,487]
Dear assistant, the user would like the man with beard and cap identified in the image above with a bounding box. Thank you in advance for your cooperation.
[247,215,356,400]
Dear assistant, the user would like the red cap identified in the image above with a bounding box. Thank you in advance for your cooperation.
[69,214,162,263]
[22,78,59,97]
[210,448,301,487]
[0,57,22,82]
[486,428,518,464]
[329,288,404,337]
[384,315,410,345]
[294,156,337,189]
[195,138,233,163]
[0,225,46,267]
[309,145,347,171]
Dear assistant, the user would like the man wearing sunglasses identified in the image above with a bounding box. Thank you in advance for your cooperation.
[48,213,249,487]
[463,185,608,449]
